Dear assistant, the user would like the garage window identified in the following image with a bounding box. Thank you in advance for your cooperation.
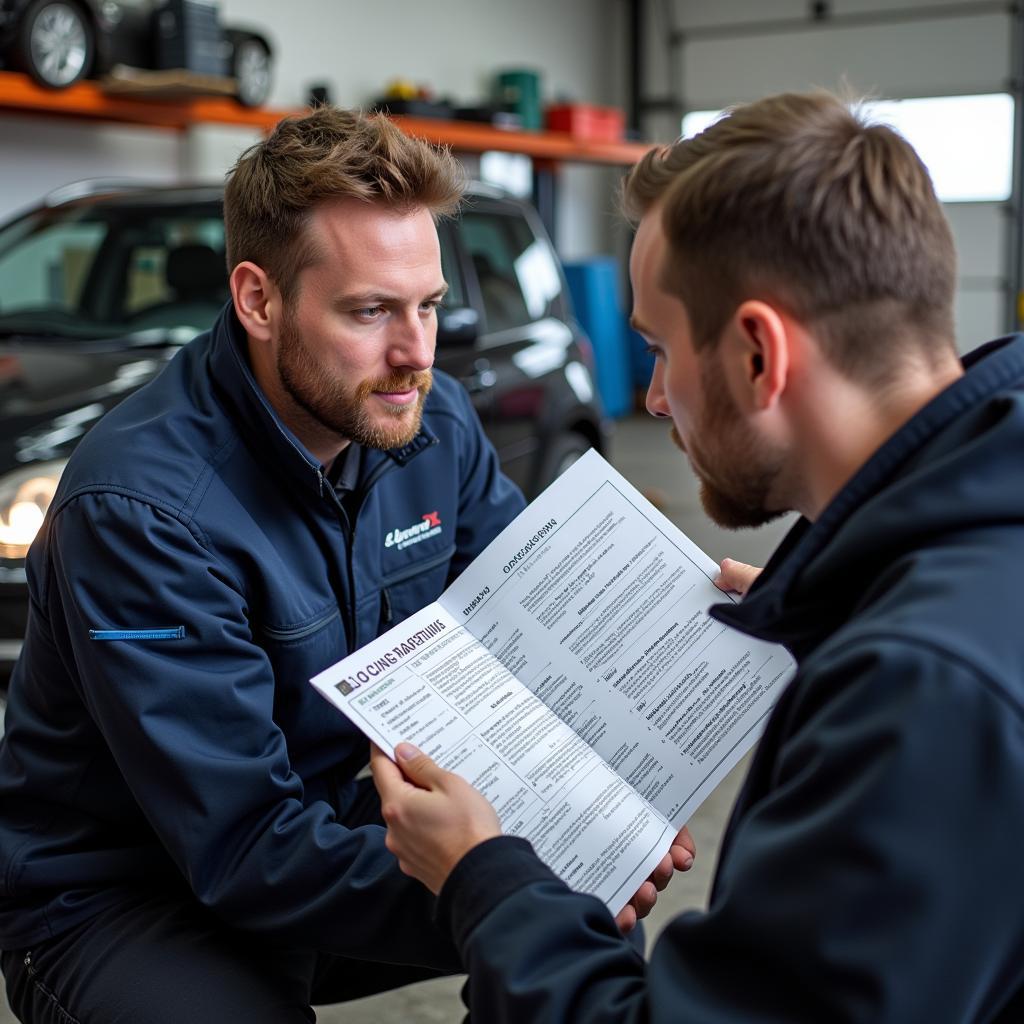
[682,93,1014,203]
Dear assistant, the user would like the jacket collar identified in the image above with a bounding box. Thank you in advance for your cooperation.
[710,334,1024,654]
[205,302,436,499]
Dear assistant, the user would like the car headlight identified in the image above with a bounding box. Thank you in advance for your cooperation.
[0,461,66,560]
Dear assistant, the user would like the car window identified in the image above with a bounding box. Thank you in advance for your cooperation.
[0,203,227,337]
[121,219,226,317]
[438,229,466,308]
[459,209,562,332]
[0,220,105,316]
[125,245,172,313]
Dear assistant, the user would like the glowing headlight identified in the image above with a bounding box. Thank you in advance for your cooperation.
[0,461,67,560]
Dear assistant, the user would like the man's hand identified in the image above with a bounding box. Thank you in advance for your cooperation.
[614,825,696,933]
[372,744,696,930]
[370,743,501,894]
[713,557,762,597]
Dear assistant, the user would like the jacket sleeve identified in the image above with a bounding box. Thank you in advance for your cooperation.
[447,383,526,582]
[438,637,1024,1022]
[45,489,459,969]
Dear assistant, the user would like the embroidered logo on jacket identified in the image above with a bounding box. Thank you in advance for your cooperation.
[385,511,442,550]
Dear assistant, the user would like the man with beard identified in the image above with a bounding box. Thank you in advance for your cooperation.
[0,107,683,1023]
[371,90,1024,1022]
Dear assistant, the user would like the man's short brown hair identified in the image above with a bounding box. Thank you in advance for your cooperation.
[224,106,464,300]
[623,91,957,383]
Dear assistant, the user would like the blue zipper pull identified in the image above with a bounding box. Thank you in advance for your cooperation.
[380,587,393,627]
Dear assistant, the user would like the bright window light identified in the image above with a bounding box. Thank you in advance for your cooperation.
[681,94,1014,203]
[480,151,533,198]
[681,109,728,138]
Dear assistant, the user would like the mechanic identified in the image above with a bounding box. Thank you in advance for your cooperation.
[0,106,688,1022]
[372,90,1024,1022]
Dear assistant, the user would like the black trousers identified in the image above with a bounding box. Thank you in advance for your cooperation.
[1,891,447,1023]
[1,779,448,1022]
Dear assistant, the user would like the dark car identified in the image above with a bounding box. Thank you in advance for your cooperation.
[0,0,273,106]
[0,180,608,683]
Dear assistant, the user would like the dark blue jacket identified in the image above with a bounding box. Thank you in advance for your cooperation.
[0,304,524,966]
[437,336,1024,1022]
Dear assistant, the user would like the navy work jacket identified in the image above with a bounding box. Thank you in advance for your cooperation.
[0,304,524,967]
[437,336,1024,1022]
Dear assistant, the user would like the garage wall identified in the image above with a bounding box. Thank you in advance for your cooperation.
[4,0,1011,330]
[0,0,624,259]
[640,0,1014,350]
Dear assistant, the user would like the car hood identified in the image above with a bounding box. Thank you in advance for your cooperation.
[0,336,179,472]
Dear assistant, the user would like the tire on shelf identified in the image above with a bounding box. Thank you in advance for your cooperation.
[230,34,272,108]
[15,0,93,89]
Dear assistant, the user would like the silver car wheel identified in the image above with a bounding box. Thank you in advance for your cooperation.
[234,39,271,107]
[29,3,88,87]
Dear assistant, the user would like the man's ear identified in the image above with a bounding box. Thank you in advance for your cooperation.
[230,261,277,342]
[726,299,790,412]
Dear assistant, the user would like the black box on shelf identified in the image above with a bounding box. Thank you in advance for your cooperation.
[370,98,455,120]
[154,0,228,76]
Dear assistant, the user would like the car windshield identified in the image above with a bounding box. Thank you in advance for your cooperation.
[0,199,229,340]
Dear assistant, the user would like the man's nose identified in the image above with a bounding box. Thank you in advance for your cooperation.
[388,311,435,370]
[645,363,670,418]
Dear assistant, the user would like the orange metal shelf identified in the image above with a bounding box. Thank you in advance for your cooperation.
[0,69,279,129]
[0,70,652,165]
[392,115,652,165]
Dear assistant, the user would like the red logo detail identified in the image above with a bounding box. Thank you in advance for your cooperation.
[422,511,441,527]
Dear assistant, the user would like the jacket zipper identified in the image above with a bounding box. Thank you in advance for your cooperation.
[260,604,341,642]
[362,436,438,494]
[320,469,357,651]
[320,436,440,649]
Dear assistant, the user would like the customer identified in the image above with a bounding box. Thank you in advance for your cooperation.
[373,91,1024,1022]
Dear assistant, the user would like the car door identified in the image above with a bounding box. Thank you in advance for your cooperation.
[434,216,499,427]
[436,195,578,495]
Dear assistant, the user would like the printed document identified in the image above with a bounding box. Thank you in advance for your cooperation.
[311,450,796,914]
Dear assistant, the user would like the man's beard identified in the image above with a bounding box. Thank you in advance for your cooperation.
[671,358,786,530]
[277,314,432,451]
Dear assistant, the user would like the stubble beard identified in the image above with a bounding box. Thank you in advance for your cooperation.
[670,359,786,530]
[277,313,433,451]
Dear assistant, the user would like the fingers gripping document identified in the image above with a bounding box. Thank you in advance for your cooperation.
[311,451,795,915]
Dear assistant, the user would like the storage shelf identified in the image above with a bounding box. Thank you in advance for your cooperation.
[0,71,652,166]
[392,115,651,165]
[0,70,275,129]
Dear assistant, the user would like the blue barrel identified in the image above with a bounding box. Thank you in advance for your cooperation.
[563,257,633,419]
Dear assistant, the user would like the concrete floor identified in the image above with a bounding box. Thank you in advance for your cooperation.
[0,413,795,1023]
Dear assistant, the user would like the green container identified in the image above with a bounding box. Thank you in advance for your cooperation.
[495,69,542,131]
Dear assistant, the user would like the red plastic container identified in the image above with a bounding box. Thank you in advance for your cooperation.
[545,103,625,142]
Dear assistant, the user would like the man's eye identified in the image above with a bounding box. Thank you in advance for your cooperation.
[645,344,663,359]
[419,300,440,313]
[356,306,384,319]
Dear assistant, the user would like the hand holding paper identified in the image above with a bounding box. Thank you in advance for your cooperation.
[371,742,500,895]
[713,558,763,596]
[613,823,696,933]
[372,740,698,932]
